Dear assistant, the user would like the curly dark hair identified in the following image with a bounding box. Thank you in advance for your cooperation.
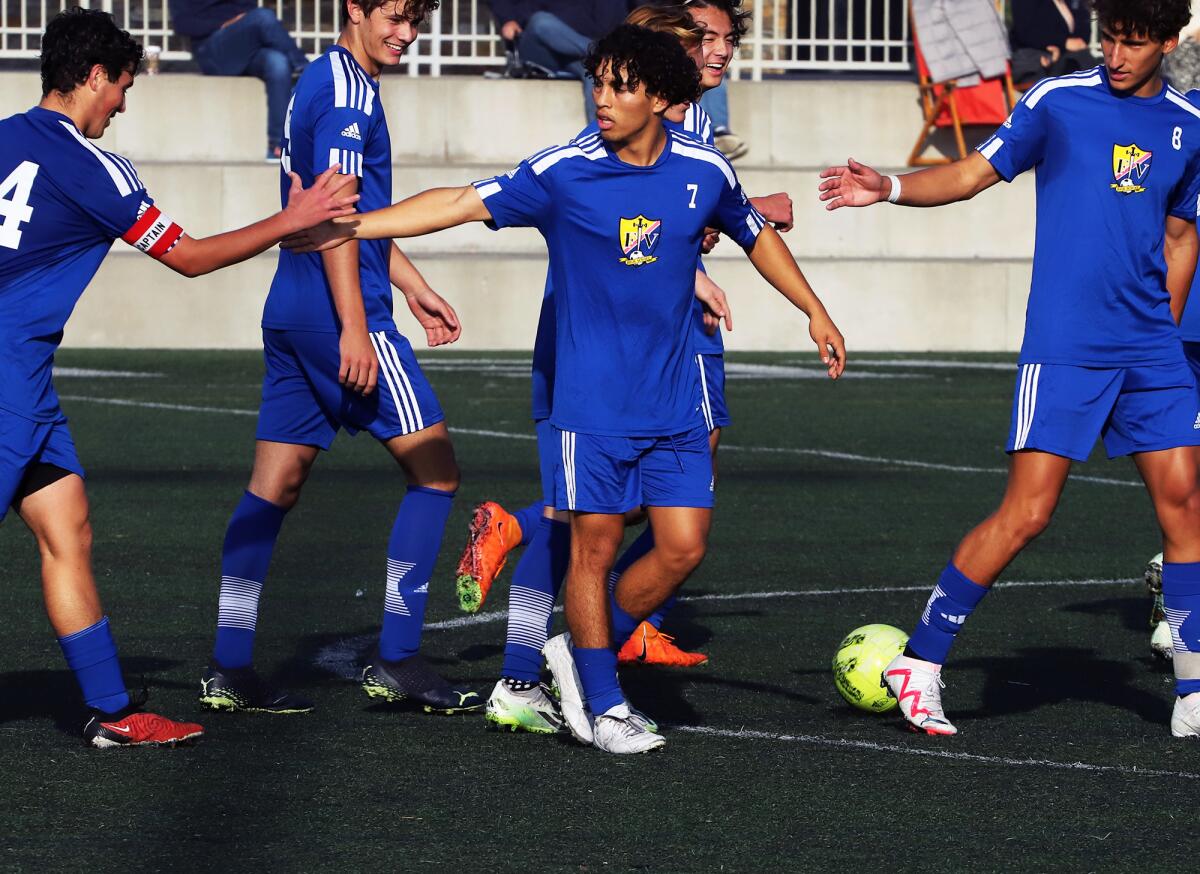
[586,25,702,107]
[680,0,750,48]
[342,0,441,29]
[1091,0,1192,42]
[40,7,142,98]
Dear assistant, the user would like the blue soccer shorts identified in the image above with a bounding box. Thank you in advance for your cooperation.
[696,353,731,432]
[0,412,84,522]
[257,328,444,450]
[1006,361,1200,461]
[554,423,714,514]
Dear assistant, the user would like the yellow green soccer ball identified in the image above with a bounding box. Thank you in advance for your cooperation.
[832,624,909,713]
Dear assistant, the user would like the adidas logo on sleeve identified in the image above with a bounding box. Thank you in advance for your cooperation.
[340,122,362,140]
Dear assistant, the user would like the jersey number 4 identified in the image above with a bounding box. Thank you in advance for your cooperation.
[0,161,39,250]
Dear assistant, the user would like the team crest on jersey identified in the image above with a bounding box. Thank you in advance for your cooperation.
[618,215,661,266]
[1111,143,1152,194]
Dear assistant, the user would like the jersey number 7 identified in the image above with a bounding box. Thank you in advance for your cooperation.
[0,161,39,250]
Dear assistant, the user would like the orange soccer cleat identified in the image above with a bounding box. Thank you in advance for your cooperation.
[455,501,524,613]
[617,621,709,667]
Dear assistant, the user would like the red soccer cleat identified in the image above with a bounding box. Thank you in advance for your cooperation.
[617,621,709,667]
[83,707,205,749]
[454,501,524,613]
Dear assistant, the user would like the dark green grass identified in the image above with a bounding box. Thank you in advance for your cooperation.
[0,350,1193,872]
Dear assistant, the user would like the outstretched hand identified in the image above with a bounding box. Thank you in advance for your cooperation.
[406,288,462,346]
[809,312,846,379]
[282,165,360,232]
[817,158,887,211]
[280,216,360,253]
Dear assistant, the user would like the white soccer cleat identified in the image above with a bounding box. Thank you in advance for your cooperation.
[1171,692,1200,737]
[592,704,666,754]
[1151,621,1173,662]
[542,632,593,744]
[882,653,958,736]
[484,680,564,734]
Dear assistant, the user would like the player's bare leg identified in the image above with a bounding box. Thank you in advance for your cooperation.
[17,473,203,746]
[885,450,1071,736]
[382,420,460,492]
[613,506,711,619]
[15,473,100,637]
[246,440,320,508]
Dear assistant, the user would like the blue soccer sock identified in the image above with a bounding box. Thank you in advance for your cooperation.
[906,562,989,664]
[59,617,129,714]
[572,646,625,716]
[511,500,546,548]
[379,485,455,662]
[213,491,288,669]
[1162,561,1200,696]
[646,594,678,630]
[502,517,570,681]
[608,526,656,644]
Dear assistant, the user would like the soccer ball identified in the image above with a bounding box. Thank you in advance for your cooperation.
[832,624,908,713]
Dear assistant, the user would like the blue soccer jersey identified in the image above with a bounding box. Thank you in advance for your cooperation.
[0,107,183,422]
[1180,89,1200,344]
[475,130,764,437]
[529,104,721,421]
[265,46,394,333]
[977,68,1200,367]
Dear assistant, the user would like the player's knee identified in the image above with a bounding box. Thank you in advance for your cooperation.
[657,538,707,578]
[1008,501,1053,544]
[38,514,92,564]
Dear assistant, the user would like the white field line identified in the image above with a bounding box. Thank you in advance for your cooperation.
[54,367,165,378]
[310,577,1137,680]
[57,395,1143,488]
[671,726,1200,779]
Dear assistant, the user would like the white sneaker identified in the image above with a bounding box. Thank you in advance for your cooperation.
[484,680,563,734]
[592,704,666,754]
[628,705,658,734]
[542,632,593,744]
[1171,692,1200,737]
[882,653,958,736]
[1152,620,1173,662]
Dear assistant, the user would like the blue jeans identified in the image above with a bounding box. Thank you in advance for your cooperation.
[518,11,596,121]
[193,7,308,147]
[699,79,730,130]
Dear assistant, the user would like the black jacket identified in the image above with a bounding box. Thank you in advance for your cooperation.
[1009,0,1091,52]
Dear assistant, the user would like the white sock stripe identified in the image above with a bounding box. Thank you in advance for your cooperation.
[507,587,556,649]
[384,588,411,616]
[217,576,264,630]
[377,332,425,432]
[1166,606,1190,651]
[369,332,413,434]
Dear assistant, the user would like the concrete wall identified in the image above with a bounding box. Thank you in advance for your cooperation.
[2,72,1031,351]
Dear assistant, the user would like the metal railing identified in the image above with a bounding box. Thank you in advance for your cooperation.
[2,0,916,75]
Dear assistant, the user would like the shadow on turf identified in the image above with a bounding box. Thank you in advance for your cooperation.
[1059,594,1157,634]
[949,646,1170,726]
[0,656,192,736]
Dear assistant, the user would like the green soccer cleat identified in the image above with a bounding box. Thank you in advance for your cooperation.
[198,663,315,714]
[484,679,564,734]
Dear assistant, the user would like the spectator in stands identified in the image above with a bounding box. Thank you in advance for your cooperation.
[486,0,632,118]
[1009,0,1099,86]
[1165,1,1200,91]
[170,0,309,160]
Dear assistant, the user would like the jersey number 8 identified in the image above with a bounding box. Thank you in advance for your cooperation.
[0,161,39,250]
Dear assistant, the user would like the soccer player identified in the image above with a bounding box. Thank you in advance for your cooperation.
[819,0,1200,737]
[198,0,480,716]
[454,1,795,709]
[286,24,845,752]
[0,8,356,747]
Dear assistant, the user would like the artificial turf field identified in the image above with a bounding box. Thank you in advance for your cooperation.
[3,347,1199,872]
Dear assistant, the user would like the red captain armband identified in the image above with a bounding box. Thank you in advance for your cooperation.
[121,202,185,259]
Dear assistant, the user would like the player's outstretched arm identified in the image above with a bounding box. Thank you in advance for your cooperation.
[746,225,845,379]
[749,192,794,232]
[159,167,358,277]
[283,186,493,252]
[817,152,1000,210]
[1165,215,1199,325]
[389,243,462,347]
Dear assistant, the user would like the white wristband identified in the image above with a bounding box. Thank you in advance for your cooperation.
[885,174,901,204]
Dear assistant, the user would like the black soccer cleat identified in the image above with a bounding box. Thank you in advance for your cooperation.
[361,651,483,715]
[198,663,315,714]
